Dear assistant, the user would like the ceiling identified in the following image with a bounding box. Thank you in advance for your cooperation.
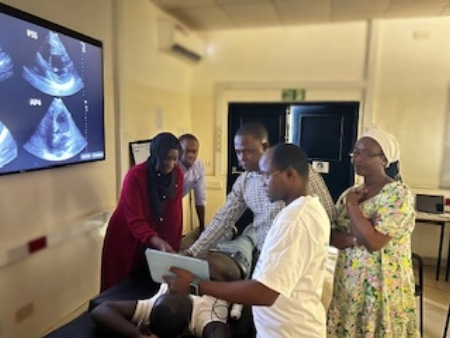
[150,0,450,30]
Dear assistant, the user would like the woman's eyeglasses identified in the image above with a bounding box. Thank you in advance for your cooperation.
[349,150,382,160]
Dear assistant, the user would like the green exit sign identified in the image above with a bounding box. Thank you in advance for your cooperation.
[282,89,305,101]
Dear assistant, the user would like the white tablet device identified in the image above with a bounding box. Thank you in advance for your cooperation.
[145,248,210,284]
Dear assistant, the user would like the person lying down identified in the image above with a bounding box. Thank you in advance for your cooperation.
[91,228,257,338]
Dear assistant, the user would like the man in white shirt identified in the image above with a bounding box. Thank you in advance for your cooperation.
[167,143,330,338]
[179,134,206,232]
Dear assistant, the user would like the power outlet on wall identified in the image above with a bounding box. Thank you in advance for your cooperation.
[16,302,34,323]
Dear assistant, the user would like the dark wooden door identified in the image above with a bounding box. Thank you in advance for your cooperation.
[289,102,359,201]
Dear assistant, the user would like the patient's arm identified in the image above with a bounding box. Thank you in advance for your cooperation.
[91,301,148,338]
[203,322,233,338]
[166,267,279,306]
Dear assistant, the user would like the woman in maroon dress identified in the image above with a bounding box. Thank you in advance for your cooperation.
[100,133,183,291]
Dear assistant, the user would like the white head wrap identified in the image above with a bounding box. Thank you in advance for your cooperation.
[361,129,400,167]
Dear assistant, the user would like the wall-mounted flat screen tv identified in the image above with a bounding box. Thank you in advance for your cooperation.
[0,3,104,176]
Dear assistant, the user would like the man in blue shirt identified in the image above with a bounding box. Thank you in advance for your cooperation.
[179,134,206,232]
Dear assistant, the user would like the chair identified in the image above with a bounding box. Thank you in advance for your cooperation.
[412,253,424,337]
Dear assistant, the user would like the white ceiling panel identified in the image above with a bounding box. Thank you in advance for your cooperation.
[389,0,448,3]
[332,0,389,21]
[160,0,216,9]
[150,0,450,30]
[386,1,448,17]
[216,0,271,5]
[332,0,389,16]
[170,7,235,29]
[440,4,450,15]
[273,0,332,24]
[221,3,280,27]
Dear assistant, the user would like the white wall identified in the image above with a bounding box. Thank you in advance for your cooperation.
[373,17,450,189]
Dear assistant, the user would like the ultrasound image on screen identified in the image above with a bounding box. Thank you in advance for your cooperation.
[0,6,104,176]
[0,44,14,82]
[0,120,18,167]
[22,31,84,96]
[24,98,87,161]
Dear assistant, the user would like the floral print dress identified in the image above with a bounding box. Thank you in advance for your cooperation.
[327,182,418,338]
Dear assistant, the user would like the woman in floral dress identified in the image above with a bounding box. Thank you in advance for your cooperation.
[327,129,418,337]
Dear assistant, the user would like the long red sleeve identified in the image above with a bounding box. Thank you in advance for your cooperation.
[121,169,158,244]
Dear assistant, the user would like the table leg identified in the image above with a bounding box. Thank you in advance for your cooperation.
[437,222,444,281]
[446,226,450,282]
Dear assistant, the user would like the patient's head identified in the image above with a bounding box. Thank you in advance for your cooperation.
[150,293,192,338]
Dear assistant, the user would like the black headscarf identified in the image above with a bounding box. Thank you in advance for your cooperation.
[146,133,181,222]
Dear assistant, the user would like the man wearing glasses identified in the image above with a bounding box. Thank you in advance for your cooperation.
[168,144,330,338]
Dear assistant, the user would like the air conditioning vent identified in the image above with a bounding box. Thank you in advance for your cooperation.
[171,44,202,62]
[158,19,205,62]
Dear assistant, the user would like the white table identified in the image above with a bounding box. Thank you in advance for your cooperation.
[415,212,450,281]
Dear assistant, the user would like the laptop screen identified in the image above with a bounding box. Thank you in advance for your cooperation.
[415,194,444,213]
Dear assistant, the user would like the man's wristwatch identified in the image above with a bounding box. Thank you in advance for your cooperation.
[189,277,202,296]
